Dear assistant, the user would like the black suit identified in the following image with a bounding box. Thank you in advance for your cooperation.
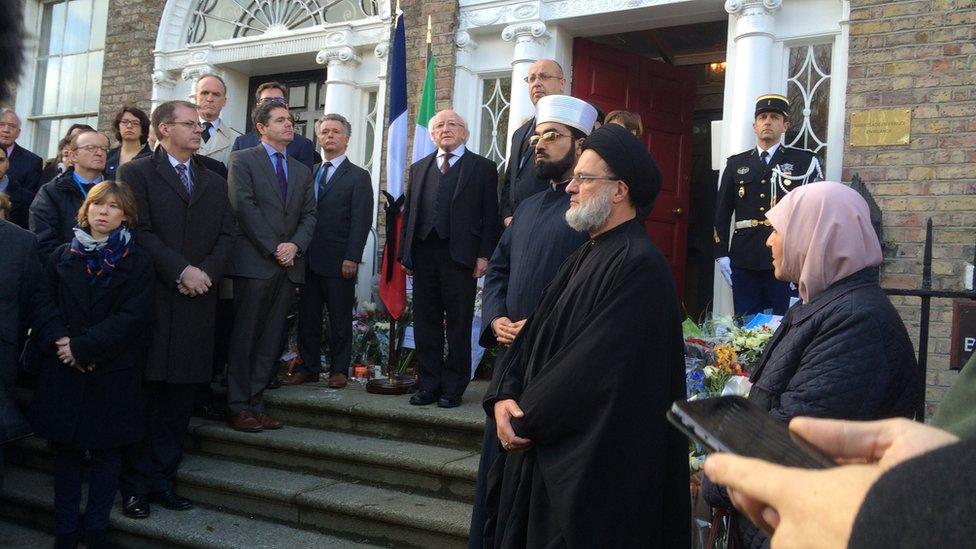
[118,147,236,498]
[499,118,548,220]
[6,143,43,194]
[232,131,316,170]
[297,157,373,377]
[2,177,33,228]
[398,148,499,399]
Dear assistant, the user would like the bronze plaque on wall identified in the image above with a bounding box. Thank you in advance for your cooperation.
[849,109,911,147]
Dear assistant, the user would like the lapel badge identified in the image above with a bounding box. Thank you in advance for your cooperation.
[737,166,750,175]
[781,163,794,176]
[738,186,745,198]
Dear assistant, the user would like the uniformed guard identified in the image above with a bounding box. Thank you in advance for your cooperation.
[714,93,822,316]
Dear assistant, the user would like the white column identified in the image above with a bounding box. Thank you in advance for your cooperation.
[453,30,481,150]
[502,21,549,147]
[724,0,783,155]
[180,64,224,101]
[317,46,362,119]
[714,0,783,317]
[150,70,178,112]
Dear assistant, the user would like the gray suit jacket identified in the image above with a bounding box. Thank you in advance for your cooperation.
[226,144,316,284]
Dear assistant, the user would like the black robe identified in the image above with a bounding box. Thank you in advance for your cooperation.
[483,219,691,549]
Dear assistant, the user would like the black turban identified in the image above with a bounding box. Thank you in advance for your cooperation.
[581,123,661,210]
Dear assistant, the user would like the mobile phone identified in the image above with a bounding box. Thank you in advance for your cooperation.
[667,395,835,469]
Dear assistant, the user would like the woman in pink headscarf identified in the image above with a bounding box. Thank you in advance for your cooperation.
[704,181,923,549]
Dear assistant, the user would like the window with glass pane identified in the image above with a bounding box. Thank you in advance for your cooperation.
[479,77,511,173]
[186,0,379,45]
[786,43,831,160]
[363,90,378,174]
[31,0,108,158]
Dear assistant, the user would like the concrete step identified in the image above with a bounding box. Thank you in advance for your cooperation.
[176,454,469,548]
[258,380,488,451]
[0,517,55,548]
[0,465,385,549]
[187,418,480,501]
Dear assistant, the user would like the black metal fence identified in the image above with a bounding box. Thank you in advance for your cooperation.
[881,218,976,420]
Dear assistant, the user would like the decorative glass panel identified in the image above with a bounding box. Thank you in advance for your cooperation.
[31,0,106,156]
[479,76,511,173]
[186,0,380,45]
[786,43,832,157]
[363,90,378,174]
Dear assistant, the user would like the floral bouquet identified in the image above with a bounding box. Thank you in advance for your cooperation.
[683,316,776,471]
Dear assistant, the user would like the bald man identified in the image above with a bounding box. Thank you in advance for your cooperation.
[398,110,499,408]
[499,59,566,226]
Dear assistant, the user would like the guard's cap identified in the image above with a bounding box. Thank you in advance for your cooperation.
[755,94,790,118]
[536,95,599,135]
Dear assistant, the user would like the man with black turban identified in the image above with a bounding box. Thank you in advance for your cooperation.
[483,123,691,548]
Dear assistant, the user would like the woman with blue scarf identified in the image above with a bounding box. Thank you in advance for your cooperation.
[30,180,154,548]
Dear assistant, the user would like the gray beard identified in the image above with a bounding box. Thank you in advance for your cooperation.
[565,183,613,232]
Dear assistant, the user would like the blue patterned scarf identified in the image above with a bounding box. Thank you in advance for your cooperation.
[69,226,132,286]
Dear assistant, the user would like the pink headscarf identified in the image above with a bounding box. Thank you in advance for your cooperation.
[764,181,882,303]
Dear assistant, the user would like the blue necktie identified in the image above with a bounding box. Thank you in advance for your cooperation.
[761,150,770,165]
[274,152,287,199]
[318,161,332,198]
[175,163,192,196]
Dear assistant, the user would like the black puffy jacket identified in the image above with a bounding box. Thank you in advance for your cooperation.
[704,267,923,549]
[29,171,90,258]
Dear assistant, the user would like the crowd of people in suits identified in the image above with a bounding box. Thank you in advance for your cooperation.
[0,75,374,547]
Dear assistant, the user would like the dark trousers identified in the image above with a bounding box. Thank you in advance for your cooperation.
[469,416,500,548]
[121,382,196,496]
[411,236,477,398]
[731,267,796,316]
[194,296,235,411]
[54,447,121,539]
[227,273,294,414]
[297,268,355,376]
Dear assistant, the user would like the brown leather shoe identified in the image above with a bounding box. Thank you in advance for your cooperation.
[228,411,263,432]
[328,373,348,389]
[282,371,320,386]
[254,413,283,430]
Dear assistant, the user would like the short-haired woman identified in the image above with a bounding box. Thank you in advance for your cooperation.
[104,106,151,179]
[30,180,154,549]
[605,110,644,137]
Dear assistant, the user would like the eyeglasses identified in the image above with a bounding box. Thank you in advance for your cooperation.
[432,120,464,130]
[74,145,109,154]
[570,174,617,185]
[259,96,288,105]
[523,73,562,84]
[165,121,205,130]
[529,131,572,148]
[118,119,141,127]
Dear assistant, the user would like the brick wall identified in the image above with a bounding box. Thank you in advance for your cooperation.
[97,0,166,140]
[844,0,976,416]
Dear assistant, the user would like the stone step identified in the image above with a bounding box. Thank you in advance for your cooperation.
[176,453,469,548]
[0,465,385,549]
[187,418,480,501]
[0,518,55,548]
[257,380,487,451]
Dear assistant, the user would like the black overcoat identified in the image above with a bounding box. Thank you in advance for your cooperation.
[483,220,690,549]
[29,243,154,450]
[119,147,236,383]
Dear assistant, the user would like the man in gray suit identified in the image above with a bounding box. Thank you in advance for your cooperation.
[225,101,316,432]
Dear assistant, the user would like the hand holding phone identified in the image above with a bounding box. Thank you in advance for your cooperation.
[668,395,834,469]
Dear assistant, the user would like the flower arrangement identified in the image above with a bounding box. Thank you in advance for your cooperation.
[683,316,776,471]
[351,300,415,377]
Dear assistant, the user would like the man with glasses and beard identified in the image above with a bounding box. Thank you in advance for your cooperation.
[483,123,690,548]
[469,94,595,547]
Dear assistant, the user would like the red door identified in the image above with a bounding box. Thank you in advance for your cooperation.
[572,38,696,298]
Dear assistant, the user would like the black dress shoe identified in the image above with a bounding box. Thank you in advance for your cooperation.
[409,390,437,406]
[122,495,150,519]
[437,395,461,408]
[149,489,193,511]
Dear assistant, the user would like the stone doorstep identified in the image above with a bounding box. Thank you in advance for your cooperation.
[0,518,54,549]
[0,466,384,549]
[255,380,487,450]
[187,419,480,500]
[176,454,470,547]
